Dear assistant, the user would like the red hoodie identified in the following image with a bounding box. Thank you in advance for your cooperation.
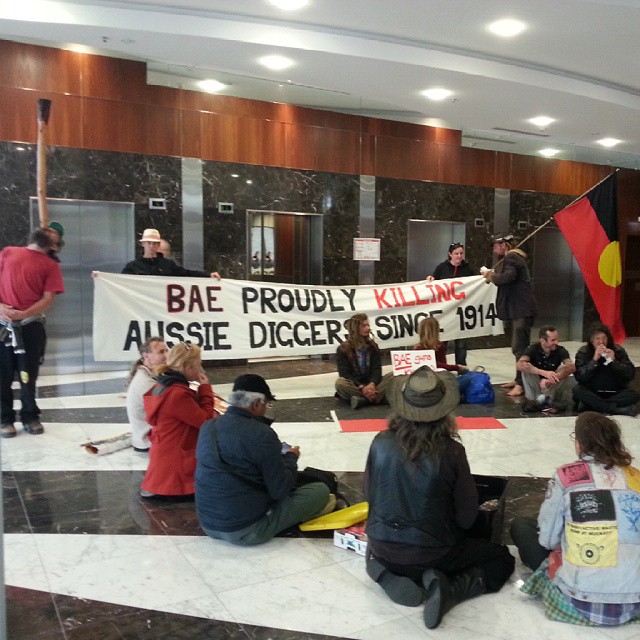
[141,374,215,495]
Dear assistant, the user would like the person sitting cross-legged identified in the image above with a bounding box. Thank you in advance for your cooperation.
[195,374,334,546]
[573,323,638,417]
[511,412,640,626]
[364,366,514,629]
[335,313,392,410]
[516,325,575,414]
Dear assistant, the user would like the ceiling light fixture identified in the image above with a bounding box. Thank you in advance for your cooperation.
[538,148,560,157]
[197,79,227,93]
[259,55,294,71]
[597,137,621,148]
[421,88,453,101]
[488,18,527,37]
[268,0,309,9]
[528,116,555,128]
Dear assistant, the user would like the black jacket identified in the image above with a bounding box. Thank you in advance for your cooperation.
[336,341,382,385]
[365,431,477,556]
[491,249,536,321]
[432,259,474,280]
[194,406,299,532]
[122,254,208,277]
[574,344,635,394]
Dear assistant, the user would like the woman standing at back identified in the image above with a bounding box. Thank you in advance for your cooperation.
[427,242,474,366]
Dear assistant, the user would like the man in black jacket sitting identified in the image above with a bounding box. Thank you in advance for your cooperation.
[195,374,333,545]
[122,228,220,278]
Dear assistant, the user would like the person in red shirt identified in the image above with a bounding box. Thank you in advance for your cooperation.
[0,228,65,438]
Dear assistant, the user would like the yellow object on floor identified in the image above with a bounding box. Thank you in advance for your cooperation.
[299,502,369,531]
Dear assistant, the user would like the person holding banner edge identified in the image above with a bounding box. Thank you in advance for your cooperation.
[122,228,221,279]
[335,313,393,410]
[426,242,474,366]
[482,234,536,397]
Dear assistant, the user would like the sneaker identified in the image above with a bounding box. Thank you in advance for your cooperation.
[133,446,150,453]
[139,489,157,498]
[1,423,16,438]
[23,421,44,435]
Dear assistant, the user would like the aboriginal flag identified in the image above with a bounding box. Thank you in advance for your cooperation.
[555,173,625,343]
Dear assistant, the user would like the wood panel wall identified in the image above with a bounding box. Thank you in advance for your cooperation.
[0,39,612,196]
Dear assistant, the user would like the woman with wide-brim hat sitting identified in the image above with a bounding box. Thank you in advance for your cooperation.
[364,366,514,629]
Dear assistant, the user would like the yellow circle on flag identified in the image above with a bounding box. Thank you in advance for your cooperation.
[598,241,622,287]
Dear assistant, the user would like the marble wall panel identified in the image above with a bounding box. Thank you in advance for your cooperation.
[375,177,495,284]
[202,162,360,284]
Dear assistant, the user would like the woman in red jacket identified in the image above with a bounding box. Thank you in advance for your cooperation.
[140,342,216,498]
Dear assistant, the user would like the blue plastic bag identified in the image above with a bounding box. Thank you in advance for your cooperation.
[458,370,495,404]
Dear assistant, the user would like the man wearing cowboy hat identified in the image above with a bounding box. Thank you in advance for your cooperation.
[364,366,514,629]
[122,228,220,279]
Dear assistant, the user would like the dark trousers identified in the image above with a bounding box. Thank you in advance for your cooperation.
[504,316,534,385]
[0,321,46,424]
[376,538,515,593]
[510,516,550,572]
[572,384,640,414]
[453,339,467,366]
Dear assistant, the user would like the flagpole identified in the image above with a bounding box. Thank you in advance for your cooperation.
[512,168,620,252]
[488,169,620,271]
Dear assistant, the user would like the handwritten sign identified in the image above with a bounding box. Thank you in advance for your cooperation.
[391,350,437,375]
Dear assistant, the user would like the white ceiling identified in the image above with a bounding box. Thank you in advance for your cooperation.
[2,0,640,168]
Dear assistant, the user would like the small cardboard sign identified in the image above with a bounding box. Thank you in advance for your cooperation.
[391,349,437,375]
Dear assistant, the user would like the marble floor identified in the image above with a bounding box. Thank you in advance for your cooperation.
[4,340,640,639]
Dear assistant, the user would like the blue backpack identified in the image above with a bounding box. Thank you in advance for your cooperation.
[458,368,495,404]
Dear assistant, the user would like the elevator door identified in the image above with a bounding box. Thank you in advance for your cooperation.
[30,198,135,374]
[407,220,466,281]
[531,227,584,341]
[247,210,323,284]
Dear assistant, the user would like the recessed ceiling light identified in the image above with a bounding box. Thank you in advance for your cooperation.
[528,116,555,128]
[64,44,93,54]
[488,18,527,37]
[268,0,309,9]
[421,88,453,101]
[259,55,294,71]
[539,148,560,157]
[246,180,253,184]
[197,79,227,93]
[597,137,622,148]
[231,174,240,178]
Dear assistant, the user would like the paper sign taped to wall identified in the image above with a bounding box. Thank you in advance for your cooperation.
[391,350,437,375]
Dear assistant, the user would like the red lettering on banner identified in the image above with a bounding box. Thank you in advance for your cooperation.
[374,288,392,308]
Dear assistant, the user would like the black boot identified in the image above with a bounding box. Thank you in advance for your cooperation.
[422,568,486,629]
[365,554,424,607]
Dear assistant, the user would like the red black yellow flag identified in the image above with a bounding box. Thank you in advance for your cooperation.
[554,173,625,342]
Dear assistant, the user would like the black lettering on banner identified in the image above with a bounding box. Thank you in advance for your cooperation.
[374,311,436,341]
[186,322,204,344]
[262,288,278,313]
[341,288,357,311]
[456,303,499,331]
[167,284,186,312]
[210,322,231,350]
[276,322,293,348]
[124,321,142,351]
[166,322,185,344]
[570,490,616,523]
[249,320,347,350]
[278,289,295,312]
[250,322,267,348]
[326,319,342,345]
[242,287,259,314]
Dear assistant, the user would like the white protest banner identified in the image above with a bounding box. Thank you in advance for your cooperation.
[93,273,503,361]
[391,350,437,375]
